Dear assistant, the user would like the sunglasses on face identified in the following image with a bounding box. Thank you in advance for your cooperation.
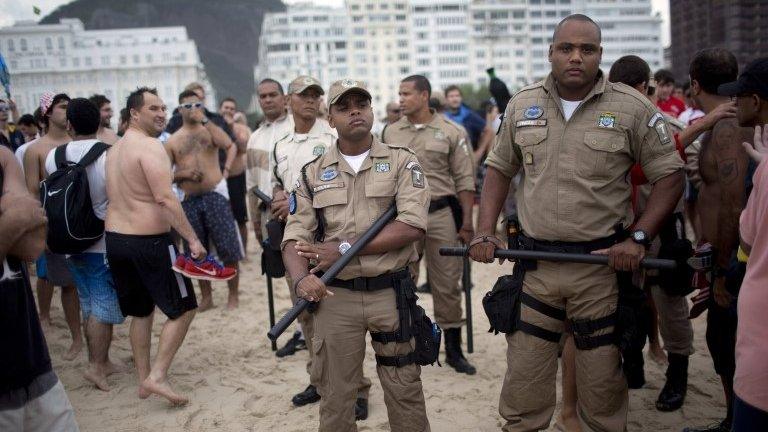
[181,102,203,110]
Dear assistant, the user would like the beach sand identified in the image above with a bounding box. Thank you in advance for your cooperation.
[38,233,726,432]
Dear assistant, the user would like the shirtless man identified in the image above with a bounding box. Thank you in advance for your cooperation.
[684,49,755,432]
[166,90,241,311]
[88,94,119,145]
[105,87,205,405]
[22,91,84,361]
[219,97,250,255]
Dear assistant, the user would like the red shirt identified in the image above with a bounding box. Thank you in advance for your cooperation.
[657,96,687,117]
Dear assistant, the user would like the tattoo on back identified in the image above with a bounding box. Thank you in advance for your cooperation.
[719,158,738,184]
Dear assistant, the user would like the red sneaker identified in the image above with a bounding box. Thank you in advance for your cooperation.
[172,254,189,275]
[180,256,237,281]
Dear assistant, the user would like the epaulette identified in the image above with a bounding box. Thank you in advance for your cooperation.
[517,81,544,94]
[441,117,467,137]
[383,143,416,155]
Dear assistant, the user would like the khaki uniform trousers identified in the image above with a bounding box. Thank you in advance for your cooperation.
[312,286,430,432]
[500,261,628,432]
[286,274,372,398]
[410,207,463,328]
[650,285,694,356]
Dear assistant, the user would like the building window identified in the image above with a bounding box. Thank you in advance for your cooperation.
[414,18,427,26]
[85,57,92,66]
[45,37,53,50]
[132,54,140,64]
[179,52,186,61]
[354,41,366,49]
[120,55,127,65]
[7,39,13,52]
[418,59,430,66]
[398,53,409,61]
[101,55,110,65]
[145,54,152,63]
[73,57,80,67]
[60,58,66,67]
[58,36,64,49]
[20,38,27,51]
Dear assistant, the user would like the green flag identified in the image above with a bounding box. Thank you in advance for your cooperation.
[33,6,41,16]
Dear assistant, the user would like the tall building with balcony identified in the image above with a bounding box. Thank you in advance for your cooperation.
[0,18,213,117]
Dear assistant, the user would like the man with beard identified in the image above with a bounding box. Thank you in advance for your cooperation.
[88,94,119,144]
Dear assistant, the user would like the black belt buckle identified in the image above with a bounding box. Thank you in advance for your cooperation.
[353,277,367,291]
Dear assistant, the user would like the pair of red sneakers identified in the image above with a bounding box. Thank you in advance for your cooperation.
[172,254,237,281]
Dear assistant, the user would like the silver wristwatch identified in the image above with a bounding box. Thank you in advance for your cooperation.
[338,241,352,255]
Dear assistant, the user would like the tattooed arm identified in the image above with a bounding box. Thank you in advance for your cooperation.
[712,120,752,268]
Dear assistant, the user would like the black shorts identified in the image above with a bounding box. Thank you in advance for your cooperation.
[705,260,744,379]
[105,232,196,319]
[226,173,248,224]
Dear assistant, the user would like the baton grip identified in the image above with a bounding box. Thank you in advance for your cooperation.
[439,247,677,270]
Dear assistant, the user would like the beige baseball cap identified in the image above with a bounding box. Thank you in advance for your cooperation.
[288,76,324,95]
[327,79,372,106]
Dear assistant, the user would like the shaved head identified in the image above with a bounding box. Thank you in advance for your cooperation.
[553,14,601,43]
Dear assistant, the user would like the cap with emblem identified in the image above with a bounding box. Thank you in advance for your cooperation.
[288,76,324,95]
[327,79,372,106]
[718,57,768,100]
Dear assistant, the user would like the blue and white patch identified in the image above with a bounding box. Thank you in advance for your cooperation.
[597,112,616,128]
[288,191,297,215]
[524,105,543,119]
[320,168,338,181]
[375,162,391,172]
[312,145,325,156]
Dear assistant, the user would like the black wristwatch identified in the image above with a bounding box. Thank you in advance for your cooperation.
[630,229,651,247]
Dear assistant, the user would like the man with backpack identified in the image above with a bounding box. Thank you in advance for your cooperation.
[43,98,124,392]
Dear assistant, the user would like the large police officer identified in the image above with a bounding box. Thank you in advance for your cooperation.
[469,15,684,431]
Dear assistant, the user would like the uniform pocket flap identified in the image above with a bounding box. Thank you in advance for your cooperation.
[312,189,348,208]
[425,140,450,153]
[583,131,626,153]
[365,180,397,197]
[514,128,548,147]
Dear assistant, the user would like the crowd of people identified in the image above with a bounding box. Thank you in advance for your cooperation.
[1,12,768,432]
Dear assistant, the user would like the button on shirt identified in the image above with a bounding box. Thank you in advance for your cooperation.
[245,113,294,196]
[382,111,475,199]
[282,137,429,280]
[486,72,683,242]
[270,118,336,193]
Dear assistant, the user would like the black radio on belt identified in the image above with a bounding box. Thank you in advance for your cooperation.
[506,216,520,251]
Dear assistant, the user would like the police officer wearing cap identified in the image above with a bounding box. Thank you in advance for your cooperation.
[469,15,684,431]
[282,79,431,431]
[382,75,477,375]
[270,76,372,414]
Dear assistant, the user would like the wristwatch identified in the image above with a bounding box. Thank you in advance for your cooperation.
[338,241,352,255]
[630,229,650,247]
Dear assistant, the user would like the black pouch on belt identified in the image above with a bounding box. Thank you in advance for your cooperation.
[657,213,694,296]
[482,265,524,334]
[261,238,286,278]
[266,219,285,248]
[446,195,463,231]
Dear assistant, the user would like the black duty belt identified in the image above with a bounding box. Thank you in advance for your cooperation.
[325,268,410,291]
[518,232,624,255]
[428,197,450,213]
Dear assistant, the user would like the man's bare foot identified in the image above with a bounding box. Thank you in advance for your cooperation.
[105,360,130,375]
[649,343,667,365]
[84,367,110,391]
[198,299,215,312]
[140,376,189,406]
[138,385,151,399]
[556,414,583,432]
[62,339,84,361]
[226,299,239,310]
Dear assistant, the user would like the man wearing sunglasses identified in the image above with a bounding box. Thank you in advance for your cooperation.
[166,89,241,311]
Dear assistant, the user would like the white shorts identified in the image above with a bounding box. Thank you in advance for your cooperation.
[0,380,79,432]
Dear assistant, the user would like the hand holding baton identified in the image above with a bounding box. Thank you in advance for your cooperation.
[439,247,677,269]
[268,205,398,341]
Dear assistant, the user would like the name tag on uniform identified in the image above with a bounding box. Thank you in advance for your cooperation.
[516,120,547,128]
[313,182,345,193]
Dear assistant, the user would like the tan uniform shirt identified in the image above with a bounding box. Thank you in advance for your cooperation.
[271,118,337,193]
[382,111,475,199]
[282,137,429,280]
[245,113,294,194]
[486,72,683,242]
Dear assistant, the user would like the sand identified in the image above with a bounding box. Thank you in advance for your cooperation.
[39,234,726,432]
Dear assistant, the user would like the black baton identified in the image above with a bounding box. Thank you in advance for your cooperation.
[462,256,473,353]
[251,188,278,350]
[439,247,677,269]
[268,205,398,341]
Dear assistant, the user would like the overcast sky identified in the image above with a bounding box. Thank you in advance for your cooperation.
[1,0,671,45]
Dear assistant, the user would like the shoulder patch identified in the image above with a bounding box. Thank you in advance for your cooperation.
[410,164,425,188]
[648,112,664,128]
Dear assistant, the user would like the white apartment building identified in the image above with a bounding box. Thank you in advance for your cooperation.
[256,0,662,112]
[0,18,214,118]
[253,3,349,101]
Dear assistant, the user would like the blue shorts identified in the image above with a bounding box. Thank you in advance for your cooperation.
[66,253,125,325]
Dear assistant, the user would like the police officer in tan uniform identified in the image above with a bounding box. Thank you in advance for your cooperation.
[270,76,372,415]
[382,75,477,374]
[469,15,684,431]
[282,79,431,432]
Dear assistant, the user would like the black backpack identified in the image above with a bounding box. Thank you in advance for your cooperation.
[40,142,110,254]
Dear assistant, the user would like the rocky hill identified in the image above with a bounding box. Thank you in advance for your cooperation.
[42,0,286,109]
